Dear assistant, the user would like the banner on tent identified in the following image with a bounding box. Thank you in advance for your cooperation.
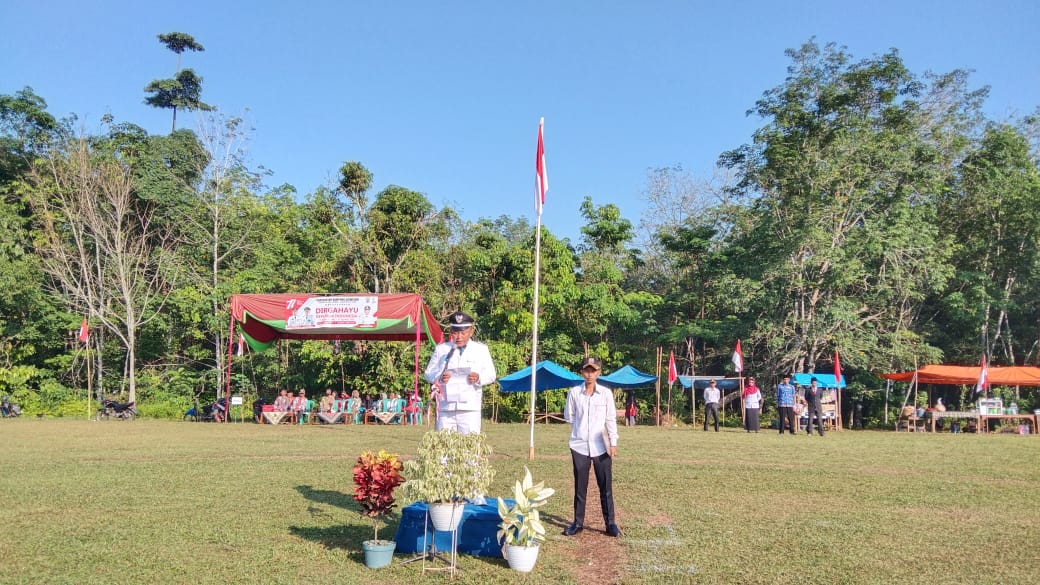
[284,295,380,329]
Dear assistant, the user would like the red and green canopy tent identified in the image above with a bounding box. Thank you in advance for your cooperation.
[224,293,444,406]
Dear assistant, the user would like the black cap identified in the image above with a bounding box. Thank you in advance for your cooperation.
[446,311,475,330]
[810,377,818,383]
[579,357,601,371]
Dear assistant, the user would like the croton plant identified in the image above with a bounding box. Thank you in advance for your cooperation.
[352,449,405,542]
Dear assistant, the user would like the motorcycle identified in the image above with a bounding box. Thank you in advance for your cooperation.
[97,399,136,421]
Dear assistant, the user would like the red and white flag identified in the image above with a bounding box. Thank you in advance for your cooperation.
[833,350,842,387]
[535,117,548,216]
[974,355,989,395]
[77,318,90,343]
[731,339,743,373]
[237,334,245,356]
[667,351,678,385]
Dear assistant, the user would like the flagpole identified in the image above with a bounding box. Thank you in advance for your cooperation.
[529,117,547,460]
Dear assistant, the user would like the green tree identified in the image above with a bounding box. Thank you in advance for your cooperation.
[144,69,214,133]
[719,40,960,376]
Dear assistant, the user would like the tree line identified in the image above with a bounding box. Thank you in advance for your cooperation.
[1,38,1037,421]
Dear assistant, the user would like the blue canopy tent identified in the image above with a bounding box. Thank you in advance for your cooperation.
[499,360,583,423]
[677,376,744,425]
[792,373,845,388]
[599,365,658,389]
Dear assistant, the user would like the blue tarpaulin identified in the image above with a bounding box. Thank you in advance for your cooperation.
[792,373,845,388]
[599,365,658,389]
[677,376,742,391]
[499,360,583,392]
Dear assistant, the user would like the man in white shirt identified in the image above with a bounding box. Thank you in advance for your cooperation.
[703,379,721,432]
[422,311,496,435]
[563,357,621,537]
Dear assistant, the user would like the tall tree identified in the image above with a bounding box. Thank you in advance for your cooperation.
[145,33,211,132]
[25,136,183,403]
[719,40,960,375]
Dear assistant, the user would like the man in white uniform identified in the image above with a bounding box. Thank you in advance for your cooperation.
[423,311,496,435]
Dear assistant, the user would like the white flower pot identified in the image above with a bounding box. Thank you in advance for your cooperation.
[428,501,464,531]
[504,544,540,573]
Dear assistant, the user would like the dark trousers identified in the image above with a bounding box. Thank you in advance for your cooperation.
[570,449,615,526]
[744,408,760,432]
[806,404,825,435]
[703,403,719,431]
[778,406,796,434]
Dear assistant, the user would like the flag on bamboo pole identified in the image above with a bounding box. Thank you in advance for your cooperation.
[77,318,89,343]
[731,339,743,373]
[974,355,988,396]
[668,351,678,384]
[833,350,842,386]
[535,117,548,216]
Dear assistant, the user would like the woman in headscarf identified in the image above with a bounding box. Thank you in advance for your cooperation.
[742,376,763,433]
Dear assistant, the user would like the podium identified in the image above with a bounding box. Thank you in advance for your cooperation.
[394,499,509,558]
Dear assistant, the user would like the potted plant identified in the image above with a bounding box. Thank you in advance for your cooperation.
[352,449,405,569]
[400,429,495,531]
[497,466,554,573]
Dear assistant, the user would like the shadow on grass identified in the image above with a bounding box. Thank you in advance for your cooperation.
[296,484,356,512]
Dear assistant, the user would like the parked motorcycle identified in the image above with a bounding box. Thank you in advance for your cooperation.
[97,399,136,421]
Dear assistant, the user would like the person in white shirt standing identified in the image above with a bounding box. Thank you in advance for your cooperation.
[422,311,496,435]
[703,379,721,432]
[563,357,621,538]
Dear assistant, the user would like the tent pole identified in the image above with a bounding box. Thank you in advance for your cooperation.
[655,347,662,426]
[223,310,235,423]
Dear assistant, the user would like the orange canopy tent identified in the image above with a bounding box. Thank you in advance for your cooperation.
[878,365,1040,386]
[223,293,444,408]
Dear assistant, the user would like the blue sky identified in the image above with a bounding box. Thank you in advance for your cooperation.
[2,1,1037,243]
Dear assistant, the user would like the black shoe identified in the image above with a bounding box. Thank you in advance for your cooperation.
[563,522,583,536]
[606,524,622,537]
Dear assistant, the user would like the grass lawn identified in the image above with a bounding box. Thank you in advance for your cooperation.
[1,418,1037,584]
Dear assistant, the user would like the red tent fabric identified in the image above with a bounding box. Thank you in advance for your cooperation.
[878,365,1040,386]
[224,293,444,408]
[230,293,443,351]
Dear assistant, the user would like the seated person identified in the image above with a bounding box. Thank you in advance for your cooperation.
[273,389,291,412]
[405,393,423,425]
[252,397,266,422]
[319,388,335,414]
[345,390,362,424]
[290,389,308,423]
[388,392,405,424]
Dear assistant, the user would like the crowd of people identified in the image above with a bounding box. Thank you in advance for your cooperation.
[253,387,424,425]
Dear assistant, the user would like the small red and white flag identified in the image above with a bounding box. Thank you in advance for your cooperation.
[77,318,90,343]
[237,334,245,356]
[667,351,678,385]
[731,339,743,373]
[974,355,989,396]
[833,350,842,387]
[535,117,548,216]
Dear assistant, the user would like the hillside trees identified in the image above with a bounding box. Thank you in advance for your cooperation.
[718,41,965,376]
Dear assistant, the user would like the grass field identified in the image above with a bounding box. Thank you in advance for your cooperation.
[1,418,1037,584]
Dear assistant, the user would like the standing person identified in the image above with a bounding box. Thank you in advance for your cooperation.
[804,377,825,436]
[563,357,621,537]
[624,394,637,427]
[422,311,496,435]
[776,375,797,435]
[703,379,721,432]
[742,377,762,432]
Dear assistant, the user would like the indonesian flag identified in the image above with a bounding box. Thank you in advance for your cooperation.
[535,117,548,216]
[667,351,678,385]
[237,334,245,356]
[975,355,989,395]
[833,350,842,387]
[77,318,89,343]
[731,339,743,373]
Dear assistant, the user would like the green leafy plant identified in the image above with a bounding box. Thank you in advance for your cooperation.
[400,430,494,503]
[497,466,555,547]
[352,450,404,543]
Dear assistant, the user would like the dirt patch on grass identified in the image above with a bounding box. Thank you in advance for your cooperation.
[558,480,628,585]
